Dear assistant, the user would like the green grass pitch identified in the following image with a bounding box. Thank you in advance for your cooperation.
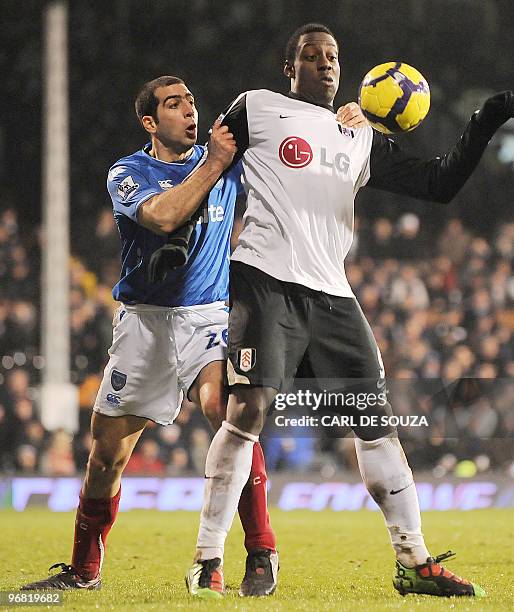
[2,508,513,611]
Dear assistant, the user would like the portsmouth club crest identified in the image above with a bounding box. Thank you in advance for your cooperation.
[111,369,127,391]
[238,348,256,372]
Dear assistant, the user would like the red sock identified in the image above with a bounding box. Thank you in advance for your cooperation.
[237,442,276,552]
[71,487,121,580]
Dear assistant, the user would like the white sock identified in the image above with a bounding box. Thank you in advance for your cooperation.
[196,421,258,562]
[355,435,430,567]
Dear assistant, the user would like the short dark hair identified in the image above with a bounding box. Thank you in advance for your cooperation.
[134,75,184,124]
[285,23,337,65]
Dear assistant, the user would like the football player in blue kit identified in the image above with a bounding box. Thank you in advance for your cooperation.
[21,76,280,596]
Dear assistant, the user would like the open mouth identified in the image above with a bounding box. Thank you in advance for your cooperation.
[186,123,197,133]
[320,76,334,84]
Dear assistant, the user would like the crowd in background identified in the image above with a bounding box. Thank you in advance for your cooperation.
[1,204,512,477]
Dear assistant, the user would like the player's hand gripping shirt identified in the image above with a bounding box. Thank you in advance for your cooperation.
[107,144,243,307]
[222,89,493,296]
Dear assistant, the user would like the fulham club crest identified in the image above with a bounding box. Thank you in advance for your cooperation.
[238,348,256,372]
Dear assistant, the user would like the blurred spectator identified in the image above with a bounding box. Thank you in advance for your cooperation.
[263,436,316,471]
[394,213,426,260]
[92,209,120,266]
[73,431,93,471]
[364,217,394,259]
[15,444,38,474]
[40,430,76,476]
[437,218,472,266]
[125,439,165,475]
[23,420,47,455]
[494,223,514,260]
[389,264,429,310]
[166,447,190,476]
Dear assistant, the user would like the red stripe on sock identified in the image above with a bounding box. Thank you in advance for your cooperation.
[237,443,276,552]
[71,487,121,580]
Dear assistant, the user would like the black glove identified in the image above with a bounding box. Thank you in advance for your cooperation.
[147,217,197,284]
[475,90,514,135]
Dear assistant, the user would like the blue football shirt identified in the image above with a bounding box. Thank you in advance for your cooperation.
[107,144,242,307]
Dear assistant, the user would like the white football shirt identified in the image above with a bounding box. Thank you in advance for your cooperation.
[225,89,373,297]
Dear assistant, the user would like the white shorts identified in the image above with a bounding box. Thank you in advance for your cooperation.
[94,301,228,425]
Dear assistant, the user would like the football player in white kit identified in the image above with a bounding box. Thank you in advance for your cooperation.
[187,23,513,598]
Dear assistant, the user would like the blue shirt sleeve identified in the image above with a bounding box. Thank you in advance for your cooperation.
[107,164,160,223]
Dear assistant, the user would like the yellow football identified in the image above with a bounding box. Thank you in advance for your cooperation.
[359,62,430,134]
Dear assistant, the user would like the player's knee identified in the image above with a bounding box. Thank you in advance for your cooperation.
[227,385,273,434]
[201,393,226,431]
[86,448,127,479]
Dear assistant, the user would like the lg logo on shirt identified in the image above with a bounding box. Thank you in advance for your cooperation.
[279,136,313,168]
[279,136,350,174]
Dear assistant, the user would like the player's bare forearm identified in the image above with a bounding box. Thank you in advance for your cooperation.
[138,160,227,235]
[139,120,237,235]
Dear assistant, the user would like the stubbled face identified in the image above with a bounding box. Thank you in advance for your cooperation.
[286,32,340,106]
[143,83,198,153]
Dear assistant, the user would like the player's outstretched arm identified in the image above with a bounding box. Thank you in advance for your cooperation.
[139,119,237,235]
[367,90,513,203]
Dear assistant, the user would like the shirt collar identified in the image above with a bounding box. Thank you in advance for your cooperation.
[287,91,334,113]
[142,143,197,164]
